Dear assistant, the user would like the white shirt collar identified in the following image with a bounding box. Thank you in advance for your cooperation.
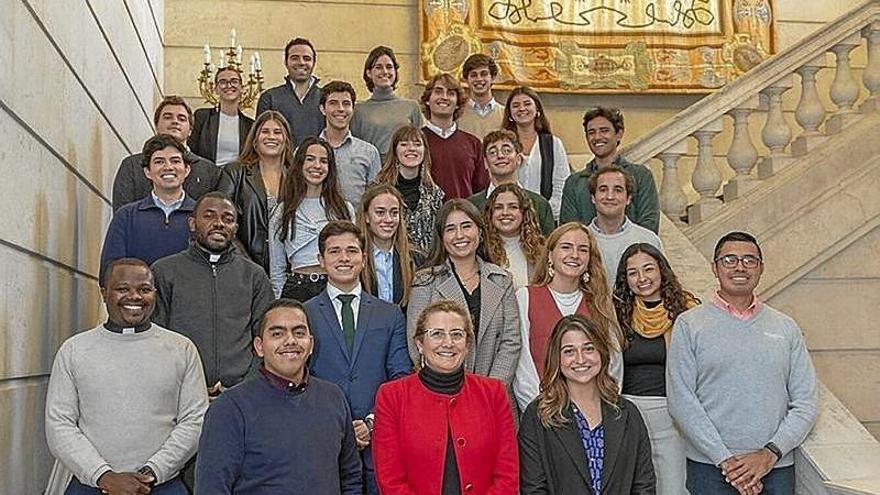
[326,281,363,302]
[469,97,498,113]
[486,180,524,196]
[424,120,457,139]
[319,129,353,148]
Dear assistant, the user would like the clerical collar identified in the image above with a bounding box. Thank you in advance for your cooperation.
[103,320,152,334]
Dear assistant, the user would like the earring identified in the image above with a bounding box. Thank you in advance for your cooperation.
[582,271,591,284]
[547,258,555,279]
[419,353,426,369]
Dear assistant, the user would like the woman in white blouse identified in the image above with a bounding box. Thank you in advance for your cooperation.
[269,136,354,300]
[502,86,570,220]
[513,222,623,411]
[482,184,546,289]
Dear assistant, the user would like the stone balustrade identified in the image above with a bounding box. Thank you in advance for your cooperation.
[620,0,880,226]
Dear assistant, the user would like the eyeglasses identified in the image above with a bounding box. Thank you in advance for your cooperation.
[217,79,242,89]
[715,254,762,269]
[423,328,467,343]
[486,145,517,158]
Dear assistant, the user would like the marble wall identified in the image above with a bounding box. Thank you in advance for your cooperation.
[0,0,163,491]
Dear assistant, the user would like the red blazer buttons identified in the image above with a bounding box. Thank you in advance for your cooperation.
[456,437,466,447]
[449,397,457,406]
[464,482,474,492]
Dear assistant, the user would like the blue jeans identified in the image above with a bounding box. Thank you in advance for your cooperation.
[686,460,794,495]
[66,476,187,495]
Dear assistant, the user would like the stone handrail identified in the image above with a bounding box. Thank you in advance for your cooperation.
[619,0,880,225]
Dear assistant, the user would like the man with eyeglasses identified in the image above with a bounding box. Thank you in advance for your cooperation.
[468,129,554,235]
[189,67,254,166]
[303,220,412,495]
[667,231,818,495]
[195,298,362,493]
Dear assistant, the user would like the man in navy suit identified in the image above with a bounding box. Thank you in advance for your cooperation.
[305,220,413,495]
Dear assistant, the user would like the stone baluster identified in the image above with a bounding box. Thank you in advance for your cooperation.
[656,139,689,225]
[687,118,724,224]
[758,75,794,179]
[723,95,760,201]
[860,21,880,113]
[826,33,862,134]
[792,54,828,156]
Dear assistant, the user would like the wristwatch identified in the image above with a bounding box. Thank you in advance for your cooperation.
[364,413,375,432]
[764,442,782,461]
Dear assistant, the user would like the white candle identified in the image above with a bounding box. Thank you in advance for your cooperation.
[230,28,237,47]
[203,44,211,64]
[254,51,262,71]
[236,45,243,64]
[218,50,226,69]
[250,54,256,74]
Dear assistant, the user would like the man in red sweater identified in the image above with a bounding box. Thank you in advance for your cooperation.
[420,73,488,200]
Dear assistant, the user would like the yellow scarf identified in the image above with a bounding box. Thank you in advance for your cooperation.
[630,296,698,348]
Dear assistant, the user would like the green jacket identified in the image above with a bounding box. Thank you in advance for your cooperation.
[469,187,555,236]
[559,155,660,233]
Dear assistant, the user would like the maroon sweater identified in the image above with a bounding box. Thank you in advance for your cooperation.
[423,127,489,200]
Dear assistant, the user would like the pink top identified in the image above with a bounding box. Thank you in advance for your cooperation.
[712,291,762,321]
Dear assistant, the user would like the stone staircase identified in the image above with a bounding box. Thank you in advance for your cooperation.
[620,0,880,491]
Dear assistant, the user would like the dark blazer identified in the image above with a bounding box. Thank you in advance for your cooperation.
[216,161,274,274]
[304,289,413,419]
[188,107,254,163]
[519,398,656,494]
[112,151,219,212]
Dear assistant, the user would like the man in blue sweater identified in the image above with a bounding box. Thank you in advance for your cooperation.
[100,134,194,284]
[195,298,362,494]
[668,232,818,495]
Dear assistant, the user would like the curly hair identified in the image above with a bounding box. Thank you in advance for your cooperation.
[277,136,351,242]
[612,243,699,339]
[537,314,620,428]
[482,184,545,270]
[420,73,467,121]
[531,222,622,349]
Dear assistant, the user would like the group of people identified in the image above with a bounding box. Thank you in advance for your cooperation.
[45,37,820,495]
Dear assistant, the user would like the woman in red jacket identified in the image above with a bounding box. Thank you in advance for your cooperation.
[373,299,519,494]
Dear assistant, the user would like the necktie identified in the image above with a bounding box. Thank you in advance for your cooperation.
[337,294,356,351]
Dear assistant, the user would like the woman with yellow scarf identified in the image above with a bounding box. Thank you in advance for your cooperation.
[612,243,699,495]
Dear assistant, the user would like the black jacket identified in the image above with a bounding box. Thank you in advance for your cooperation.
[519,398,656,494]
[216,161,274,274]
[151,244,274,388]
[112,150,220,212]
[188,107,254,163]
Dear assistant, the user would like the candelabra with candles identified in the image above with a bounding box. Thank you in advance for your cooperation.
[197,29,264,109]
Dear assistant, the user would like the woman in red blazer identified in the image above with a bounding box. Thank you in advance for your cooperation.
[373,299,519,494]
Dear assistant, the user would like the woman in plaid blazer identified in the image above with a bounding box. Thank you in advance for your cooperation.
[405,199,522,387]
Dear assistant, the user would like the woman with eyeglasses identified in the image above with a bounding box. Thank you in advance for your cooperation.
[374,125,445,254]
[373,299,519,494]
[189,66,254,166]
[482,183,546,289]
[216,110,292,275]
[612,242,699,495]
[513,222,623,413]
[502,86,571,220]
[406,199,521,388]
[268,136,354,300]
[519,314,656,494]
[356,183,425,310]
[350,46,423,161]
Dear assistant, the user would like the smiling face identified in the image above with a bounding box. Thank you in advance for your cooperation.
[254,306,313,383]
[321,91,354,131]
[395,137,425,171]
[366,54,397,91]
[189,197,238,253]
[416,310,469,373]
[591,171,630,220]
[625,251,662,302]
[319,232,364,291]
[255,119,287,158]
[143,146,190,195]
[559,329,601,387]
[102,264,156,327]
[302,143,329,188]
[491,191,523,237]
[214,68,243,103]
[466,65,493,100]
[427,80,458,121]
[550,229,591,281]
[585,116,623,160]
[442,209,480,261]
[155,104,192,143]
[484,138,521,182]
[365,193,401,245]
[285,44,315,83]
[712,240,764,301]
[509,93,538,127]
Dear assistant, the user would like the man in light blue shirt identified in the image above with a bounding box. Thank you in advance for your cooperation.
[319,80,381,205]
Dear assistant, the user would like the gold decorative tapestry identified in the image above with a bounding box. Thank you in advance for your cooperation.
[420,0,776,93]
